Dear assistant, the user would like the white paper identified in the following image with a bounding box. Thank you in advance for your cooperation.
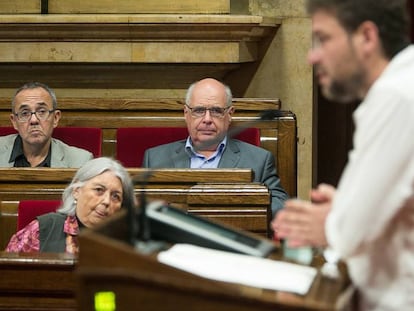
[157,244,317,295]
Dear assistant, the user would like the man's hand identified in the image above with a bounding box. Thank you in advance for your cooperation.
[272,184,335,247]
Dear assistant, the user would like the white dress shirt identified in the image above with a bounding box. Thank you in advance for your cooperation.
[326,45,414,310]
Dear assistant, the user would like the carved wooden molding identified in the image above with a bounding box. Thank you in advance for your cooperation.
[0,14,280,42]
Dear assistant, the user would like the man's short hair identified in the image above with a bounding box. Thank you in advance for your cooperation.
[12,82,58,111]
[306,0,411,58]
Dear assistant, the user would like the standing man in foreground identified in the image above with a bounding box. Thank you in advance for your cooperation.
[273,0,414,310]
[143,77,289,217]
[0,82,93,167]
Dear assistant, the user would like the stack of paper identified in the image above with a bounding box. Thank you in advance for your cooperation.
[158,244,317,295]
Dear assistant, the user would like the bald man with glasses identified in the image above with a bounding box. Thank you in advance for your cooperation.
[0,82,92,167]
[143,78,289,217]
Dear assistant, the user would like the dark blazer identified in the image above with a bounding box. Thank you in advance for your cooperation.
[38,212,67,253]
[142,138,289,216]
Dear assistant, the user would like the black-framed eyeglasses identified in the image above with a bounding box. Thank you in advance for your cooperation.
[14,108,56,122]
[185,105,230,118]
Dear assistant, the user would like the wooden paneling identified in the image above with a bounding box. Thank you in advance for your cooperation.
[0,1,40,13]
[0,0,230,14]
[0,42,256,63]
[50,0,230,14]
[0,14,279,90]
[0,252,76,311]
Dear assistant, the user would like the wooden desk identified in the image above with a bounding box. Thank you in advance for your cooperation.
[0,168,272,249]
[0,252,76,311]
[76,211,351,311]
[0,210,351,311]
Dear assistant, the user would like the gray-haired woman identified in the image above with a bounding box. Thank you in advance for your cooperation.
[6,157,135,254]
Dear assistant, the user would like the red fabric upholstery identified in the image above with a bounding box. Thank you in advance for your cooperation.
[17,200,62,231]
[234,127,261,147]
[116,127,188,167]
[116,127,261,167]
[0,126,102,157]
[52,127,102,157]
[0,127,17,136]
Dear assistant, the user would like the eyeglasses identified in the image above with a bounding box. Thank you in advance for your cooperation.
[185,105,230,118]
[14,108,55,122]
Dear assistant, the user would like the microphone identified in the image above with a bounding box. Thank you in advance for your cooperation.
[130,170,168,254]
[259,109,287,120]
[133,170,153,242]
[127,171,150,246]
[195,109,286,151]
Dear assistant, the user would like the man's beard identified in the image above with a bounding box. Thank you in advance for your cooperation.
[321,67,365,104]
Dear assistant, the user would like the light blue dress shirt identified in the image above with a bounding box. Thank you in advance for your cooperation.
[185,136,227,168]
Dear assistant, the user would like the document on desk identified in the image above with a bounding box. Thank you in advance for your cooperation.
[158,244,317,295]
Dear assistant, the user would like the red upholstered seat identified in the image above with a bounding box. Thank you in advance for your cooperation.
[0,127,18,136]
[0,126,102,157]
[116,127,188,167]
[17,200,62,231]
[116,127,260,167]
[234,127,261,147]
[52,127,102,157]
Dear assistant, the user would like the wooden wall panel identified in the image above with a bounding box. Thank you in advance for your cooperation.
[0,1,39,13]
[0,0,230,14]
[48,0,230,14]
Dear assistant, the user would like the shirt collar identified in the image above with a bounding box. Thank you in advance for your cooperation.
[64,215,80,236]
[185,135,227,158]
[10,135,52,167]
[9,135,24,163]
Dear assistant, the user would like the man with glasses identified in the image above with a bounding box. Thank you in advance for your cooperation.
[143,78,289,217]
[0,82,92,167]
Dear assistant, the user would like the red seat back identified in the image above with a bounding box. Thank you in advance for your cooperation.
[17,200,62,231]
[0,127,18,136]
[53,127,102,157]
[116,127,260,167]
[116,127,188,167]
[0,126,102,157]
[234,127,261,147]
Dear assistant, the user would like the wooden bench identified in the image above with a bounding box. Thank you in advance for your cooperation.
[0,252,76,311]
[0,98,297,198]
[0,168,272,250]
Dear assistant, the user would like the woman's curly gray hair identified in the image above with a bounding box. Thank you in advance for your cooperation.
[57,157,135,215]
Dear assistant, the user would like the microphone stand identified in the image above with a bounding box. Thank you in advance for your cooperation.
[133,170,168,254]
[194,109,287,152]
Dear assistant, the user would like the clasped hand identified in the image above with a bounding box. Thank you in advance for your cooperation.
[272,183,336,248]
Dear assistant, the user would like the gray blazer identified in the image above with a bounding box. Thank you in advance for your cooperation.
[0,134,93,168]
[143,138,289,216]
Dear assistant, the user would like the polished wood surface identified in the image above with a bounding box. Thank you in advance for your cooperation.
[0,252,76,311]
[0,167,253,184]
[0,211,350,311]
[76,211,350,311]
